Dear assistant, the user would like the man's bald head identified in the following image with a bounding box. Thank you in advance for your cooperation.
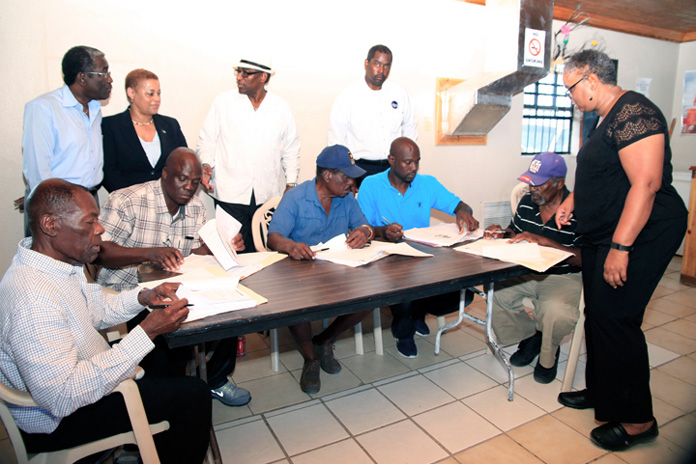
[161,147,203,211]
[165,147,201,172]
[389,137,419,161]
[388,137,421,186]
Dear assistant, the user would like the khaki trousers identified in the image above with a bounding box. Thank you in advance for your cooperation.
[491,272,582,367]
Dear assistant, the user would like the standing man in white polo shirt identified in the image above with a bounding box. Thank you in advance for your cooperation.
[197,56,301,251]
[328,44,417,185]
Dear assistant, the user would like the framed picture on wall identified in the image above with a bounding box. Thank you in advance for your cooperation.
[682,70,696,135]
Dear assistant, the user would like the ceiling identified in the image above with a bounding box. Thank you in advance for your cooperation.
[463,0,696,43]
[554,0,696,43]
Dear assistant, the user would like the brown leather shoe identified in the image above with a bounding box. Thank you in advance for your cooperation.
[300,360,321,394]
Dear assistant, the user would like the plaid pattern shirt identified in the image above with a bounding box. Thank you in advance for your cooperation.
[0,239,153,433]
[97,180,207,291]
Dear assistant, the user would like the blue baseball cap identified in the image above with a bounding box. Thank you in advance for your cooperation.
[518,152,567,186]
[316,145,366,179]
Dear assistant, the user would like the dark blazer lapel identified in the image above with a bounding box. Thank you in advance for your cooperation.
[118,109,151,170]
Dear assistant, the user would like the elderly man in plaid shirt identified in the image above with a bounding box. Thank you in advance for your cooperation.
[96,147,251,407]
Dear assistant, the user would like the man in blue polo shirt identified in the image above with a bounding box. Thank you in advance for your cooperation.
[268,145,376,394]
[357,137,479,358]
[484,152,582,383]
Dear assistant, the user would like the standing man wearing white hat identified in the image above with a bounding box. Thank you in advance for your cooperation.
[197,56,301,251]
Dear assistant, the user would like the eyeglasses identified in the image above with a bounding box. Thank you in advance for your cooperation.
[84,71,112,79]
[234,69,262,78]
[565,75,588,98]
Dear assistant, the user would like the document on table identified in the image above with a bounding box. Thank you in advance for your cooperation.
[454,238,573,272]
[404,223,483,247]
[197,206,243,270]
[137,254,275,322]
[175,276,258,322]
[311,234,432,267]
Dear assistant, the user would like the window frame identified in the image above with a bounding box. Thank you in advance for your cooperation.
[521,66,574,155]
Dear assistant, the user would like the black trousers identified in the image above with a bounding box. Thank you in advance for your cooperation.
[355,159,390,188]
[582,215,686,423]
[215,194,261,253]
[128,310,237,389]
[391,291,463,338]
[21,376,211,464]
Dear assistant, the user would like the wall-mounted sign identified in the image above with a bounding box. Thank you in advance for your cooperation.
[524,28,545,68]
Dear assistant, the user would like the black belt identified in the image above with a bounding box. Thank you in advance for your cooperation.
[88,185,101,195]
[357,158,389,166]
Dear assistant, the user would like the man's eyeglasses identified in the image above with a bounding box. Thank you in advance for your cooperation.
[84,71,112,79]
[565,75,588,98]
[234,69,262,78]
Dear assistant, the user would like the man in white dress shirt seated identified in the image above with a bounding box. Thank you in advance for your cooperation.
[0,179,210,463]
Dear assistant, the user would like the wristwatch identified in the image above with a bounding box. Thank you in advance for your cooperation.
[610,242,633,252]
[286,183,297,188]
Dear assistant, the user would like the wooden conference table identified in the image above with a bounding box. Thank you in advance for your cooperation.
[165,242,526,345]
[164,242,529,396]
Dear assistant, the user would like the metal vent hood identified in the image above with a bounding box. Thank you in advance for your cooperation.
[442,0,554,136]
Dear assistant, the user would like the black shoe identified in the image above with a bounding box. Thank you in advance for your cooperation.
[533,347,560,384]
[590,420,658,451]
[396,338,418,358]
[509,331,542,367]
[312,340,341,374]
[300,360,321,394]
[558,389,595,409]
[413,319,430,336]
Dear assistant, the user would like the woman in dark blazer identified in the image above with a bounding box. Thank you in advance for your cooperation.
[102,69,188,192]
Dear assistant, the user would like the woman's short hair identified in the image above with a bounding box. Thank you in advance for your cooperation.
[125,68,159,101]
[565,50,617,85]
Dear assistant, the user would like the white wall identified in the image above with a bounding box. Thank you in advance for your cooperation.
[0,0,693,272]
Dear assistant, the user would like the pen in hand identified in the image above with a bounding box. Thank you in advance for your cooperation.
[149,304,195,309]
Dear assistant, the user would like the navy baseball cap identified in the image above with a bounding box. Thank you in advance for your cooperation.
[518,152,567,186]
[316,145,366,179]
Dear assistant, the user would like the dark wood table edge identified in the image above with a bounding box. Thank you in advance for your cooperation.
[164,264,528,348]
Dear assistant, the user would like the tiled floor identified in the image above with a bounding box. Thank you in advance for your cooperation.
[2,258,695,463]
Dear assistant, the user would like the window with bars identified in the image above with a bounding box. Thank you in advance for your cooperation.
[521,66,574,155]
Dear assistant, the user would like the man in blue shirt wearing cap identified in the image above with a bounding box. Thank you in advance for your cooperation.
[267,145,377,394]
[484,152,582,383]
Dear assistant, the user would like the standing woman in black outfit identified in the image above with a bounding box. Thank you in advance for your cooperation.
[555,50,687,451]
[102,69,188,192]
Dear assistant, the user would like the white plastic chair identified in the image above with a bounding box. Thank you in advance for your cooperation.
[561,289,585,391]
[0,378,169,464]
[511,181,530,214]
[251,197,384,372]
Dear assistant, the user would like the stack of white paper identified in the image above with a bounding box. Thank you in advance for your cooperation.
[312,235,432,267]
[197,205,243,270]
[455,238,573,272]
[404,223,483,247]
[176,276,257,322]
